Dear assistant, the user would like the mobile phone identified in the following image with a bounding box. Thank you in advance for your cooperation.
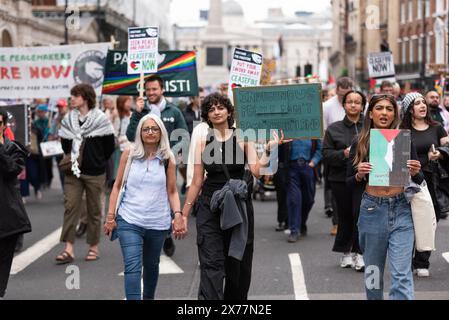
[431,144,436,153]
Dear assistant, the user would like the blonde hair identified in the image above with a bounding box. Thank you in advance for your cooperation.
[132,114,174,162]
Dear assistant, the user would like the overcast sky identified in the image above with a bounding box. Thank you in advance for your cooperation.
[170,0,331,24]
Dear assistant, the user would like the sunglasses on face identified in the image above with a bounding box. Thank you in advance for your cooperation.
[142,127,160,134]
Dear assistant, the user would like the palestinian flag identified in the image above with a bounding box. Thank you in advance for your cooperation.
[369,129,411,187]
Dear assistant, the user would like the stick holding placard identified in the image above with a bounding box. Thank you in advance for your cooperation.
[139,70,145,99]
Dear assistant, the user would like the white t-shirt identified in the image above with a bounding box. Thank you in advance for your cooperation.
[323,95,346,130]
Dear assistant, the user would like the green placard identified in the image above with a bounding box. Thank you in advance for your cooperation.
[233,83,323,141]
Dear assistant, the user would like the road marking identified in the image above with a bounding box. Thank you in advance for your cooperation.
[288,253,309,300]
[443,252,449,264]
[118,254,184,276]
[11,227,62,275]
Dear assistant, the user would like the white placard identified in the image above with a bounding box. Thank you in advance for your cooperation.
[367,52,396,79]
[40,141,64,157]
[228,48,263,102]
[127,26,159,74]
[0,43,111,99]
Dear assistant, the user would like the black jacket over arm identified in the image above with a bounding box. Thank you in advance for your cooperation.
[346,139,424,217]
[0,140,31,240]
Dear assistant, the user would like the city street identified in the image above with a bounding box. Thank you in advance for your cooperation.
[6,174,449,300]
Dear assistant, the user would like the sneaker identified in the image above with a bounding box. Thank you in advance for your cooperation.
[300,225,308,237]
[353,254,365,272]
[325,208,333,218]
[35,190,43,200]
[287,232,299,243]
[275,222,288,232]
[330,225,338,236]
[75,222,87,238]
[340,253,354,268]
[163,236,176,257]
[414,268,430,277]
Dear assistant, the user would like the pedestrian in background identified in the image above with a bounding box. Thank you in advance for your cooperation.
[323,90,365,271]
[55,84,115,264]
[0,109,31,298]
[104,114,184,300]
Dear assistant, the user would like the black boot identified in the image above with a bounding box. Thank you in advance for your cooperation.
[163,236,176,257]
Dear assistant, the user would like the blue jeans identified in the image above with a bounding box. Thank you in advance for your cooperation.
[358,192,415,300]
[287,162,316,234]
[117,215,168,300]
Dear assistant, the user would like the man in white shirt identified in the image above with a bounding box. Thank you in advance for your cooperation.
[323,77,354,130]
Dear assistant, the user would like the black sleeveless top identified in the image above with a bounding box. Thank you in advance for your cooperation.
[201,130,246,197]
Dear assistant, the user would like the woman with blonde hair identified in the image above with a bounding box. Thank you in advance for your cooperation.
[104,114,184,300]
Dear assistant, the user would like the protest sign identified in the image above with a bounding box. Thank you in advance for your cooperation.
[367,52,396,79]
[127,26,159,75]
[102,50,198,97]
[0,104,29,145]
[233,83,323,141]
[369,129,411,187]
[0,43,111,99]
[228,48,263,102]
[40,140,64,157]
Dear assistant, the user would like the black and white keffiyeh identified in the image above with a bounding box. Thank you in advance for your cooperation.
[59,108,114,177]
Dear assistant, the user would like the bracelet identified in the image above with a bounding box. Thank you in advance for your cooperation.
[174,210,183,216]
[185,202,193,206]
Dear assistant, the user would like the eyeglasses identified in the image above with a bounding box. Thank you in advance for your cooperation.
[345,100,363,106]
[142,126,160,134]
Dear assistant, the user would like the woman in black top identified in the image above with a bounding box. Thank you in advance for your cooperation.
[347,94,423,300]
[399,92,449,277]
[181,93,286,300]
[323,90,365,271]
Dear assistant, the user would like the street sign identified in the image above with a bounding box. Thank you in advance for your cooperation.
[127,26,159,75]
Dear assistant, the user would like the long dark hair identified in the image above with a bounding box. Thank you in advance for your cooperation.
[399,97,438,130]
[354,94,399,167]
[201,93,235,128]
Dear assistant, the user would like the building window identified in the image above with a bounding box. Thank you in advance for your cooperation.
[425,0,430,17]
[408,0,413,21]
[409,39,414,63]
[206,47,223,66]
[426,36,431,63]
[402,40,407,64]
[436,0,444,13]
[401,2,406,23]
[417,0,423,18]
[418,38,423,62]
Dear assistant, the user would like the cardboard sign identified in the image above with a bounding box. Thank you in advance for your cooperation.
[102,50,198,97]
[40,140,64,157]
[228,48,263,102]
[127,26,159,74]
[233,83,323,141]
[369,129,411,187]
[367,52,396,79]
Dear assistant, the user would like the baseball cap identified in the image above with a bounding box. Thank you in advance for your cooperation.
[57,99,68,108]
[36,104,48,112]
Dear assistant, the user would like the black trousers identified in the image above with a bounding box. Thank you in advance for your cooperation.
[273,168,288,225]
[0,234,19,298]
[330,182,361,254]
[323,164,338,225]
[196,195,254,300]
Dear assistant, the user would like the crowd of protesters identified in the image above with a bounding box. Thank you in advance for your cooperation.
[2,74,449,301]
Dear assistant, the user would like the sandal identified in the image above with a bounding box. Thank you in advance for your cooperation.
[55,251,74,265]
[85,249,99,261]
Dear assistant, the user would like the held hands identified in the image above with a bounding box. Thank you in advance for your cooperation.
[407,160,421,177]
[135,97,145,113]
[172,213,188,240]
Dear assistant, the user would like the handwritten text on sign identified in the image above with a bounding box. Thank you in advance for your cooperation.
[233,84,323,141]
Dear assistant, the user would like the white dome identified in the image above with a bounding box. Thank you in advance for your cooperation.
[223,0,244,16]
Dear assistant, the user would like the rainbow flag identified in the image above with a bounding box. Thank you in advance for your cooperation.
[102,50,198,97]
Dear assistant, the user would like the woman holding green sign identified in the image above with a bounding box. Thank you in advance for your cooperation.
[347,94,423,300]
[181,93,288,300]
